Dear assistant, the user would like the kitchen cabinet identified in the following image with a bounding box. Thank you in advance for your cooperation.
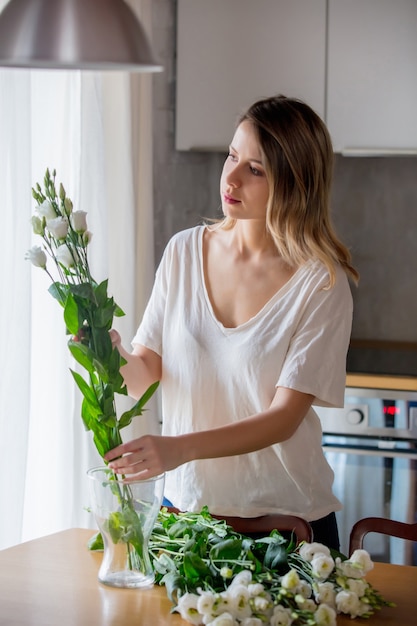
[175,0,326,151]
[327,0,417,154]
[176,1,417,154]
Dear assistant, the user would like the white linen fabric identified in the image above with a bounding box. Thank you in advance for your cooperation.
[133,225,353,521]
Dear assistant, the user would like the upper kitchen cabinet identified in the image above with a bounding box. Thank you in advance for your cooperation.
[327,0,417,154]
[176,0,326,151]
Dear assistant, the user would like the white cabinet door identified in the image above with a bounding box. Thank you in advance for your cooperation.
[176,0,326,151]
[327,0,417,154]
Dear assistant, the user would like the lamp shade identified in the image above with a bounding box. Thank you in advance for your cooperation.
[0,0,163,71]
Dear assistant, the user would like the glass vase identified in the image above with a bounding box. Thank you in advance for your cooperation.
[87,467,165,588]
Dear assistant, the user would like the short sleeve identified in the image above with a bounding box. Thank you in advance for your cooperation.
[277,267,353,408]
[131,242,172,355]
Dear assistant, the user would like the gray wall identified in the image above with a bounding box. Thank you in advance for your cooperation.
[152,0,417,342]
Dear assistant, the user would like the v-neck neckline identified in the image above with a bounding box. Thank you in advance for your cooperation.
[197,225,307,333]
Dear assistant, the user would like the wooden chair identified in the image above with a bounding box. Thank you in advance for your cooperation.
[163,506,313,545]
[349,516,417,556]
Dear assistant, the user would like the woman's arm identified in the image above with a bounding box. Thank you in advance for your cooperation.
[104,386,314,480]
[110,330,161,400]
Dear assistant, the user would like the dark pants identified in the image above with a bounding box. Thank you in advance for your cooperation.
[310,511,340,552]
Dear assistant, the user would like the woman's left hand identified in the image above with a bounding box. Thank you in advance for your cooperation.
[104,434,187,480]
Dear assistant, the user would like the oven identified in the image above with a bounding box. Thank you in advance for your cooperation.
[315,385,417,565]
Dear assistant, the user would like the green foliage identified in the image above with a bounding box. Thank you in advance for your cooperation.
[149,506,297,604]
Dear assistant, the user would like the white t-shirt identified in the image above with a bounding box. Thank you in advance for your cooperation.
[133,225,353,521]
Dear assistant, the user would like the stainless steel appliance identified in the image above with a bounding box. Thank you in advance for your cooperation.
[315,385,417,565]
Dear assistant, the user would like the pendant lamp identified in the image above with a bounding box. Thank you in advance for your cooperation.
[0,0,163,71]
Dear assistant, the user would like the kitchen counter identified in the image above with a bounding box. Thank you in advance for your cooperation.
[346,373,417,391]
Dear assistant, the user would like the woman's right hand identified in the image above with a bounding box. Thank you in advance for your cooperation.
[109,328,122,348]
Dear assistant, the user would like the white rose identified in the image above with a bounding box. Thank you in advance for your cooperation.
[297,580,313,599]
[314,581,336,607]
[176,592,202,625]
[82,230,93,246]
[213,591,231,616]
[37,200,56,220]
[197,591,216,616]
[227,584,251,620]
[25,245,47,268]
[251,595,271,614]
[207,612,237,626]
[56,243,77,268]
[311,554,335,580]
[295,594,316,611]
[70,210,88,233]
[229,570,252,587]
[335,590,362,617]
[336,560,364,580]
[298,542,331,562]
[270,604,294,626]
[240,618,263,626]
[31,215,44,235]
[314,603,337,626]
[247,583,264,596]
[64,197,73,214]
[46,216,69,239]
[349,549,374,575]
[346,577,369,597]
[280,569,300,591]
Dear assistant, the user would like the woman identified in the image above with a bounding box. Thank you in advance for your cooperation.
[106,95,359,550]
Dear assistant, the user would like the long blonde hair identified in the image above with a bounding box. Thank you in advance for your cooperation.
[220,95,359,287]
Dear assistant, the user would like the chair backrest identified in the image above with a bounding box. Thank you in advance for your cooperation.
[349,516,417,556]
[163,506,313,545]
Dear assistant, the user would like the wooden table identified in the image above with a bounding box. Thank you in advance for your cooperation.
[0,529,415,625]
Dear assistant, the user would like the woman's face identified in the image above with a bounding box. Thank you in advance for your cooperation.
[220,121,270,221]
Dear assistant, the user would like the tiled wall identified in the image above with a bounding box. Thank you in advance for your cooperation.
[151,0,417,342]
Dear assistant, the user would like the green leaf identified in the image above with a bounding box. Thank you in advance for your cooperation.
[263,542,288,570]
[70,370,101,415]
[89,325,112,362]
[92,300,116,329]
[106,511,125,543]
[68,340,95,375]
[87,532,103,551]
[94,279,109,307]
[118,381,159,429]
[63,291,80,335]
[86,417,113,451]
[161,570,185,603]
[114,304,125,317]
[183,551,212,583]
[70,282,96,303]
[136,381,159,412]
[48,282,68,307]
[209,538,243,562]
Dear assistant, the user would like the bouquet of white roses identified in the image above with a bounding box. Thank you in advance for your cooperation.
[149,507,394,626]
[25,168,159,564]
[25,168,158,457]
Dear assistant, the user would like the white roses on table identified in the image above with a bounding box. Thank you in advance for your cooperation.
[175,541,386,626]
[151,508,393,626]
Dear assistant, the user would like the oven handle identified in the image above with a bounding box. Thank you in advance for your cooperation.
[322,444,417,460]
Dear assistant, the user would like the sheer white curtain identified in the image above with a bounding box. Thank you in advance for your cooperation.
[0,0,157,550]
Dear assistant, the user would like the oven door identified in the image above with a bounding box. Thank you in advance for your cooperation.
[322,435,417,565]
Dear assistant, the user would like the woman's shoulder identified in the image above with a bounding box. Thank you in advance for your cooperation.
[299,259,352,298]
[165,225,205,250]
